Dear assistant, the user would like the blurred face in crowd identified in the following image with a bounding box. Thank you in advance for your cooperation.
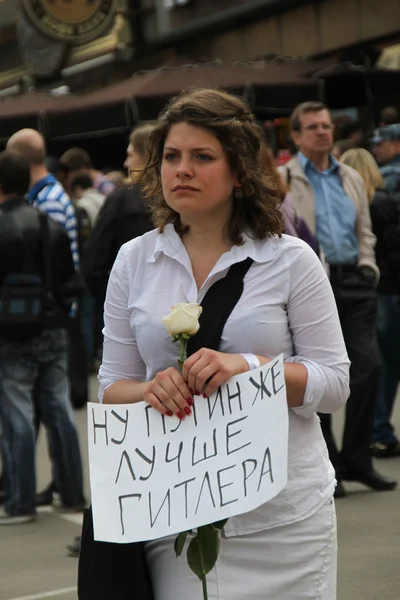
[372,140,400,165]
[64,167,89,193]
[71,185,84,201]
[124,143,143,172]
[161,122,238,223]
[292,110,334,157]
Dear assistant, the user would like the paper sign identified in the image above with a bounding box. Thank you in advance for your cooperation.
[88,354,289,543]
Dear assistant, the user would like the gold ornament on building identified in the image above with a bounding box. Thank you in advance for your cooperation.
[22,0,117,45]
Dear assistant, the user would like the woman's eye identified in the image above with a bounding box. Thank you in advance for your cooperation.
[196,154,212,161]
[163,153,177,161]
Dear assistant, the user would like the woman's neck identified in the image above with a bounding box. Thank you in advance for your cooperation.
[181,223,232,290]
[181,220,232,254]
[180,209,233,251]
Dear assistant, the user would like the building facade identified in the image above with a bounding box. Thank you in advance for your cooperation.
[145,0,400,64]
[0,0,399,93]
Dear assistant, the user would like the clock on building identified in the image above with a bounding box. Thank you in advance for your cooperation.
[22,0,117,45]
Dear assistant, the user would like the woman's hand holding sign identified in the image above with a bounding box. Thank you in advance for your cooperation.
[143,368,192,419]
[143,350,257,417]
[182,349,250,397]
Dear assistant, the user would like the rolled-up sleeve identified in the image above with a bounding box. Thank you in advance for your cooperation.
[285,242,350,418]
[98,244,146,402]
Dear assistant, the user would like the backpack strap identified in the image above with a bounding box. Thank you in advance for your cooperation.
[285,167,292,188]
[187,257,254,357]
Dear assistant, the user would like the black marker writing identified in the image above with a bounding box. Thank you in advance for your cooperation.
[257,447,274,491]
[118,494,141,535]
[226,417,251,456]
[110,410,129,445]
[92,408,108,446]
[192,429,217,466]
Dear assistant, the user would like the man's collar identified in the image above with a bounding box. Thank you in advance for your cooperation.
[297,152,309,172]
[26,173,55,201]
[298,151,339,173]
[329,154,340,171]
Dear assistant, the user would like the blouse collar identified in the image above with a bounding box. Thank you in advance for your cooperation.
[148,223,276,272]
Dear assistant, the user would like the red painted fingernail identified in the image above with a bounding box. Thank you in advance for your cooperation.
[178,411,185,420]
[167,410,173,417]
[190,389,195,395]
[195,390,200,396]
[187,397,194,406]
[203,393,207,398]
[184,406,191,416]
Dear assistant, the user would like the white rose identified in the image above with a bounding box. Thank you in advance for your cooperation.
[162,303,203,337]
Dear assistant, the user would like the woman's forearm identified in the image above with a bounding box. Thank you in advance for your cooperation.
[103,379,148,404]
[103,360,308,407]
[256,356,308,408]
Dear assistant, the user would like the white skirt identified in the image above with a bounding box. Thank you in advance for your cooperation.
[145,498,337,600]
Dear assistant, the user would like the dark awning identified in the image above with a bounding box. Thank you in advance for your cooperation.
[312,62,400,109]
[0,60,323,142]
[3,59,397,142]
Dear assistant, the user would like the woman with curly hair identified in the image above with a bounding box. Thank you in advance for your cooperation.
[98,89,349,599]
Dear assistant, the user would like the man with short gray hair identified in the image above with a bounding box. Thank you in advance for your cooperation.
[280,101,396,497]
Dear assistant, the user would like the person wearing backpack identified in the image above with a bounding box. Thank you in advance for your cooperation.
[0,150,85,524]
[6,129,86,508]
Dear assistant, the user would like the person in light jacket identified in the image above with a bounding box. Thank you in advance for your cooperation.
[280,101,396,498]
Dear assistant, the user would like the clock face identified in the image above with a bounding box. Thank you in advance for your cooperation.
[22,0,116,44]
[42,0,101,25]
[17,8,67,78]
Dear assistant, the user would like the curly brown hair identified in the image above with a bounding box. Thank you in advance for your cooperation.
[137,88,283,244]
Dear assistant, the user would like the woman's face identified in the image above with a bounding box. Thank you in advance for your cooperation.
[161,122,238,222]
[124,143,143,172]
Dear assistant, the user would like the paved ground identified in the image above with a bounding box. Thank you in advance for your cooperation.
[1,378,400,600]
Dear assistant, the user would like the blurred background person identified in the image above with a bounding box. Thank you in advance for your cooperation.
[60,147,116,197]
[0,150,84,523]
[7,130,79,269]
[370,125,400,199]
[69,173,106,372]
[45,156,67,187]
[342,148,400,459]
[332,139,356,161]
[81,123,155,306]
[261,144,318,252]
[6,129,85,507]
[380,106,399,127]
[66,123,155,557]
[102,169,127,188]
[70,173,106,228]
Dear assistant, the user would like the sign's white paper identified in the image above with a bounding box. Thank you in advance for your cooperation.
[88,354,289,543]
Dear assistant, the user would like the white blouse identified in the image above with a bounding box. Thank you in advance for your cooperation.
[99,224,350,535]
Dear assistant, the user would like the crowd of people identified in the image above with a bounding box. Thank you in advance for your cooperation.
[0,89,400,598]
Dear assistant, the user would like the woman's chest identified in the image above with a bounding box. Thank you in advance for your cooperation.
[127,262,293,371]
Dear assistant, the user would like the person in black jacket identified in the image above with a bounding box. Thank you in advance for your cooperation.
[67,125,155,556]
[342,148,400,459]
[0,151,84,524]
[81,124,155,302]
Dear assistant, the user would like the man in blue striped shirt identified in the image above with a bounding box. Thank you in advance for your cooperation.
[7,129,79,268]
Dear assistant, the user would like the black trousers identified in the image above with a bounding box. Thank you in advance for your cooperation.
[320,267,381,477]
